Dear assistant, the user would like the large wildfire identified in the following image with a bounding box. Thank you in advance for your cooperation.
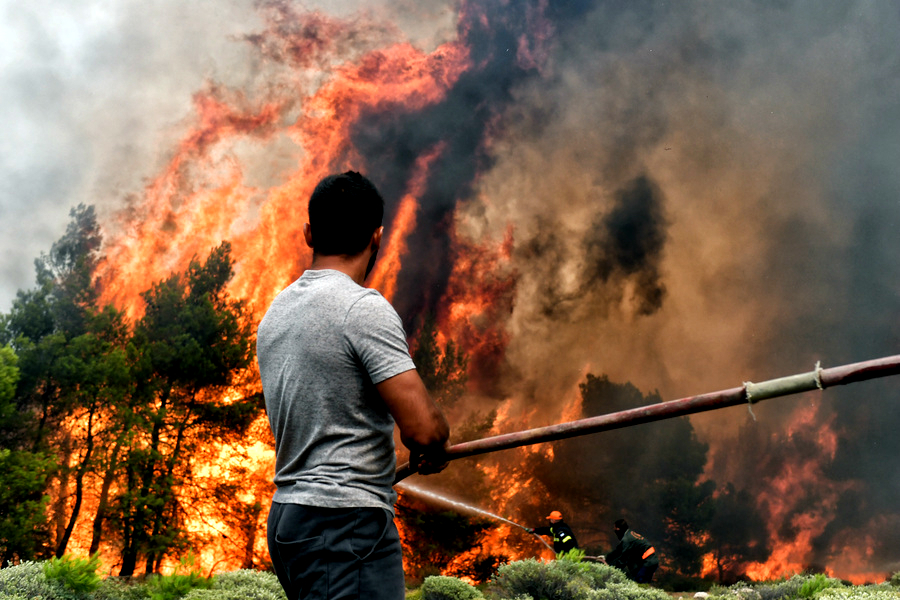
[20,0,900,585]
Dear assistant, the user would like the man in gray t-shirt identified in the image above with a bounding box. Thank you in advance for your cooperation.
[257,171,450,600]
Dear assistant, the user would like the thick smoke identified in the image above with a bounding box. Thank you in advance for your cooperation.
[403,0,900,577]
[582,175,668,316]
[467,0,900,576]
[350,0,557,324]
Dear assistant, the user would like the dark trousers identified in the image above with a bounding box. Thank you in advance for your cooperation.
[634,563,658,584]
[267,502,404,600]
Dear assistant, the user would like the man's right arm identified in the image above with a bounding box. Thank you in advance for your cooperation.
[606,542,623,566]
[376,369,450,474]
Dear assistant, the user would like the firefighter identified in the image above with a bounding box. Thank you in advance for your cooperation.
[605,518,659,583]
[526,510,579,553]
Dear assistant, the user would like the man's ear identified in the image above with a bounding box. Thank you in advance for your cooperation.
[303,223,314,249]
[371,226,384,251]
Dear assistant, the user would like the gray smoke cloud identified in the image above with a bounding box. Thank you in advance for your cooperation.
[458,0,900,576]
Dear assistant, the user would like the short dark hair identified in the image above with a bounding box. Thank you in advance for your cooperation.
[308,171,384,256]
[614,519,628,530]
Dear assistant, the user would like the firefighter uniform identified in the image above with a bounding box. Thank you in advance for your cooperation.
[529,511,579,553]
[606,528,659,583]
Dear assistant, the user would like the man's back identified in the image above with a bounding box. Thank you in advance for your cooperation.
[258,171,449,600]
[257,268,416,512]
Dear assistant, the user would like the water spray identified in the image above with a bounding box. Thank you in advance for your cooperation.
[396,354,900,483]
[396,481,556,552]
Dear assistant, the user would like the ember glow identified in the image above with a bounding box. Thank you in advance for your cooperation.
[14,0,900,584]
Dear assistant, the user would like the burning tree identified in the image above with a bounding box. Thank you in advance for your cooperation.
[706,483,770,583]
[0,205,129,561]
[0,209,264,574]
[110,242,259,576]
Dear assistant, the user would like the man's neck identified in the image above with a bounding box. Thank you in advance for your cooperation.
[309,253,369,285]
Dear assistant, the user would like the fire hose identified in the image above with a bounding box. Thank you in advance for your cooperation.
[394,354,900,484]
[395,481,557,553]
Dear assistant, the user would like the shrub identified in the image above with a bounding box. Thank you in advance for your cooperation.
[146,554,212,600]
[558,549,587,563]
[0,560,82,600]
[44,553,102,594]
[709,577,790,600]
[709,574,847,600]
[818,585,900,600]
[571,561,629,590]
[890,572,900,587]
[147,571,212,600]
[182,569,286,600]
[591,581,671,600]
[797,574,841,598]
[93,576,151,600]
[490,558,630,600]
[420,575,483,600]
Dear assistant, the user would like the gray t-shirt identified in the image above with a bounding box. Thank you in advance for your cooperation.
[257,269,416,513]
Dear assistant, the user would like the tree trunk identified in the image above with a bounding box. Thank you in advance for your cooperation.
[144,414,189,574]
[51,433,73,552]
[56,406,96,557]
[120,388,170,577]
[89,441,121,554]
[242,502,263,569]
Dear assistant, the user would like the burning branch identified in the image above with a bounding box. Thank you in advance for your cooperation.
[395,354,900,483]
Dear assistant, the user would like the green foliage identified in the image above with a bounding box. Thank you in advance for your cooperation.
[43,553,102,594]
[145,555,212,600]
[890,571,900,587]
[181,569,286,600]
[797,574,841,598]
[147,570,212,600]
[112,243,259,575]
[490,557,629,600]
[0,449,54,565]
[591,581,671,600]
[708,574,846,600]
[92,577,151,600]
[1,210,264,571]
[0,561,47,599]
[0,346,18,419]
[558,548,587,563]
[0,560,81,600]
[817,584,900,600]
[492,558,576,600]
[420,575,484,600]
